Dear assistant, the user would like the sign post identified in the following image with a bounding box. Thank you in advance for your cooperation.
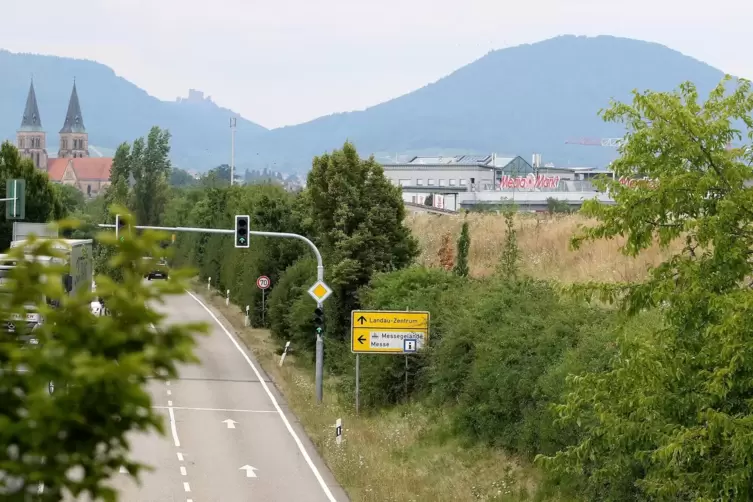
[3,179,26,220]
[351,309,430,412]
[100,218,332,404]
[257,275,270,325]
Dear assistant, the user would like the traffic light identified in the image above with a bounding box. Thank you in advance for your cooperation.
[313,307,324,335]
[235,214,250,248]
[115,214,127,241]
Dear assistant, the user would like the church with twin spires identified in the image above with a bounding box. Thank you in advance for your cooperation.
[16,80,112,197]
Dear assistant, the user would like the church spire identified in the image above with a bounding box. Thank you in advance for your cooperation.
[19,80,44,132]
[60,80,86,134]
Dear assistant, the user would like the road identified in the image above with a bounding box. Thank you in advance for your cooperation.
[102,290,347,502]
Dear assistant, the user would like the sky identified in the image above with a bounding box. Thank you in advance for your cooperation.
[1,0,749,129]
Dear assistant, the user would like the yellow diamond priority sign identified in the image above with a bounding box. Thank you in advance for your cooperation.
[308,280,333,303]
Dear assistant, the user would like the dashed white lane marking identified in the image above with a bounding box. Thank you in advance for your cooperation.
[186,290,338,502]
[183,482,191,492]
[166,381,171,386]
[168,400,173,406]
[177,452,184,462]
[168,406,181,447]
[152,405,275,413]
[167,390,172,396]
[187,499,193,502]
[180,466,187,476]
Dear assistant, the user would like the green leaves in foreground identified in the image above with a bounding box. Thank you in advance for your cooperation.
[0,207,207,501]
[537,77,753,500]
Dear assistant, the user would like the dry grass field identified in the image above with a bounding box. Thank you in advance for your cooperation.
[406,212,679,283]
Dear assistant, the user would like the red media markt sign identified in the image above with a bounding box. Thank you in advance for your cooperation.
[256,276,271,290]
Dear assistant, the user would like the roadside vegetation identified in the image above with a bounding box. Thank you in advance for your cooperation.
[9,74,753,500]
[161,75,753,501]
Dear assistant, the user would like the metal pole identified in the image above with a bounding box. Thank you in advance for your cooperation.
[13,180,17,217]
[355,353,360,415]
[405,355,409,402]
[230,117,236,186]
[99,222,327,403]
[315,319,323,404]
[98,225,324,280]
[261,289,265,325]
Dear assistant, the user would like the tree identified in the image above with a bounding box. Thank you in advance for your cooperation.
[303,142,419,341]
[498,209,519,279]
[453,220,470,277]
[170,168,196,187]
[130,127,172,226]
[537,77,753,500]
[0,142,64,249]
[0,208,206,500]
[52,184,85,216]
[94,143,132,280]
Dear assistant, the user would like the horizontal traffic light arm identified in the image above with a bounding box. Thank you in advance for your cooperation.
[98,223,325,283]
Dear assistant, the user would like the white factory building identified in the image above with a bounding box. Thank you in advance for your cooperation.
[382,154,616,211]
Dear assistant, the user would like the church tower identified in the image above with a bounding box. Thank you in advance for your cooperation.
[16,80,48,170]
[58,81,89,159]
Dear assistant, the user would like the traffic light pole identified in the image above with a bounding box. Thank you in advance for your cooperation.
[99,222,327,404]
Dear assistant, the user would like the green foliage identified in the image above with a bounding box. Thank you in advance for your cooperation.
[0,207,206,500]
[302,141,419,341]
[130,127,172,226]
[498,209,520,279]
[0,142,64,249]
[170,168,196,187]
[538,76,753,500]
[52,183,86,215]
[350,266,617,459]
[453,220,470,277]
[546,197,572,214]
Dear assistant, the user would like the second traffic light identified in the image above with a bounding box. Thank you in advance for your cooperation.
[235,214,250,248]
[313,307,324,335]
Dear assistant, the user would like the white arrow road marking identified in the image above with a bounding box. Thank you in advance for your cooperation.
[223,419,238,429]
[239,465,258,478]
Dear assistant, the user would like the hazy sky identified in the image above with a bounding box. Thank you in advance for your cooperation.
[1,0,748,129]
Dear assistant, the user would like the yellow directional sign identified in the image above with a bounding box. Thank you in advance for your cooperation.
[351,310,430,354]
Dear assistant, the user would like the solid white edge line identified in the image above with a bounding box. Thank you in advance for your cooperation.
[185,290,337,502]
[168,406,181,447]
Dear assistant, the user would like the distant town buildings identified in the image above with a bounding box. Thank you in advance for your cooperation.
[15,80,113,197]
[382,154,615,211]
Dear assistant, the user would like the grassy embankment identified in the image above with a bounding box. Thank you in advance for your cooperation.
[192,212,676,502]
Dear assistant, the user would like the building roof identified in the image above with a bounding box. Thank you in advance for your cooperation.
[388,154,529,171]
[47,157,112,182]
[19,81,44,132]
[59,82,86,134]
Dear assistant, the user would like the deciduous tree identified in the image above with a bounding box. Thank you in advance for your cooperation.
[0,142,63,249]
[538,76,753,500]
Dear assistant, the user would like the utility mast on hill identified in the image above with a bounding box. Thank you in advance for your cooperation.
[230,117,237,185]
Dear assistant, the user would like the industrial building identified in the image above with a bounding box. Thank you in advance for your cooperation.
[382,154,616,211]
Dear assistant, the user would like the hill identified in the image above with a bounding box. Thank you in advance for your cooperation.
[0,36,730,172]
[0,50,268,169]
[258,35,728,171]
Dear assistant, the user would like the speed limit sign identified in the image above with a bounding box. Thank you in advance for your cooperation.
[256,276,271,290]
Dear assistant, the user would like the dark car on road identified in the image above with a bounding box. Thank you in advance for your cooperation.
[145,257,169,280]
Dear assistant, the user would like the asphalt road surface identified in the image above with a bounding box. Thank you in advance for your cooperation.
[101,290,347,502]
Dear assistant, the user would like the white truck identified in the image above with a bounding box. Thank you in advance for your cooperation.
[0,239,93,394]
